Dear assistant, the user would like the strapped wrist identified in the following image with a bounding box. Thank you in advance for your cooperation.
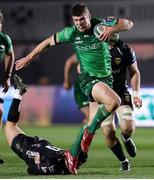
[132,91,140,97]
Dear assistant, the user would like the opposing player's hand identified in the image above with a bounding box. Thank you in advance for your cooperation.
[63,81,71,90]
[133,96,142,109]
[2,77,10,93]
[15,57,30,70]
[99,26,114,41]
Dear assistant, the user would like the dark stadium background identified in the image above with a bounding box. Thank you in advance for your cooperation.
[0,0,153,124]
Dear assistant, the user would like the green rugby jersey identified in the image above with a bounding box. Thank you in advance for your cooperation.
[56,17,117,78]
[0,32,12,61]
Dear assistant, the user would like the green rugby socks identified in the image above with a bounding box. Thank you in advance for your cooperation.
[88,104,111,134]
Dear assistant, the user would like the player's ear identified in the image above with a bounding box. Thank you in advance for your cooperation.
[89,13,91,20]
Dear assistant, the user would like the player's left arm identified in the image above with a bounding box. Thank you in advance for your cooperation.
[128,61,142,109]
[63,54,78,90]
[2,47,15,93]
[99,18,133,41]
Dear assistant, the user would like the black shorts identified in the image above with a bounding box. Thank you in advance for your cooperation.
[119,91,133,109]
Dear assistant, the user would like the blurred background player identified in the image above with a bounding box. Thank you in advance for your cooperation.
[5,74,87,175]
[0,10,15,164]
[63,33,142,171]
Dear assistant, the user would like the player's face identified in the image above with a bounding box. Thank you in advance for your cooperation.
[72,11,91,32]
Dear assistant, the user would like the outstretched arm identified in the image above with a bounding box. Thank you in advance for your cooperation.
[63,54,78,90]
[15,35,55,70]
[128,62,142,109]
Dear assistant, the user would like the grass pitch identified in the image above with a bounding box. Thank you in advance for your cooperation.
[0,125,154,178]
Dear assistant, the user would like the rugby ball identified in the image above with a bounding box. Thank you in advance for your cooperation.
[94,23,119,42]
[93,23,105,39]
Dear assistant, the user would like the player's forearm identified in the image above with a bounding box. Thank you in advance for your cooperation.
[64,61,73,82]
[64,54,78,82]
[130,70,141,93]
[26,36,54,62]
[112,19,133,32]
[5,51,15,78]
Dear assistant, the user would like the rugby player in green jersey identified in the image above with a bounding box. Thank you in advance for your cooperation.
[63,32,142,171]
[15,4,133,174]
[0,10,15,164]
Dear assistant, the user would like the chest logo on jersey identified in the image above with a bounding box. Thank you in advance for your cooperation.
[125,95,131,102]
[115,58,121,65]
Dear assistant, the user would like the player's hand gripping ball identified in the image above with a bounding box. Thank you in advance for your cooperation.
[93,23,106,39]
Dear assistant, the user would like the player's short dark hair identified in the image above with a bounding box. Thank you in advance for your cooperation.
[0,10,4,23]
[72,3,89,16]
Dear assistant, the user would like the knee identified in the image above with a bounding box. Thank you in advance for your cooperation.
[109,96,121,112]
[104,130,118,148]
[123,127,134,136]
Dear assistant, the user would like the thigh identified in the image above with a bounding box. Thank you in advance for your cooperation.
[92,81,120,105]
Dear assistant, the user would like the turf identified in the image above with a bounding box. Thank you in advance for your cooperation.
[0,125,154,178]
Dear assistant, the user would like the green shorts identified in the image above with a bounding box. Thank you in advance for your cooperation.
[74,77,89,109]
[78,73,113,101]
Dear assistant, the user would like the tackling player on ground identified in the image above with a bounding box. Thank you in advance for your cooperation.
[5,74,87,175]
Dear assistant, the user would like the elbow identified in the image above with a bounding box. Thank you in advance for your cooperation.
[125,19,134,30]
[128,20,134,30]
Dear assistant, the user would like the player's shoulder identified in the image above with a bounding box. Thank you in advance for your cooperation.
[116,40,130,51]
[0,32,12,44]
[64,25,76,34]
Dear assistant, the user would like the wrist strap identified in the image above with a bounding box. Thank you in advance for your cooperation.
[132,91,139,97]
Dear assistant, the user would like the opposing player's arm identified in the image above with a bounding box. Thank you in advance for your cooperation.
[128,62,142,108]
[15,35,55,70]
[112,18,133,32]
[63,54,78,90]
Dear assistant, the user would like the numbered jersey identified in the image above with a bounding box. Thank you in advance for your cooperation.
[11,134,69,175]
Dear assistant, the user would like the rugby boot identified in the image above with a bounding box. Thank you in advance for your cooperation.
[64,150,78,175]
[120,159,130,171]
[81,128,94,153]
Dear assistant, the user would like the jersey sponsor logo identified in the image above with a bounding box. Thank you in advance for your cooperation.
[115,57,121,65]
[26,150,38,158]
[125,95,131,102]
[45,145,62,152]
[75,42,102,52]
[84,35,90,38]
